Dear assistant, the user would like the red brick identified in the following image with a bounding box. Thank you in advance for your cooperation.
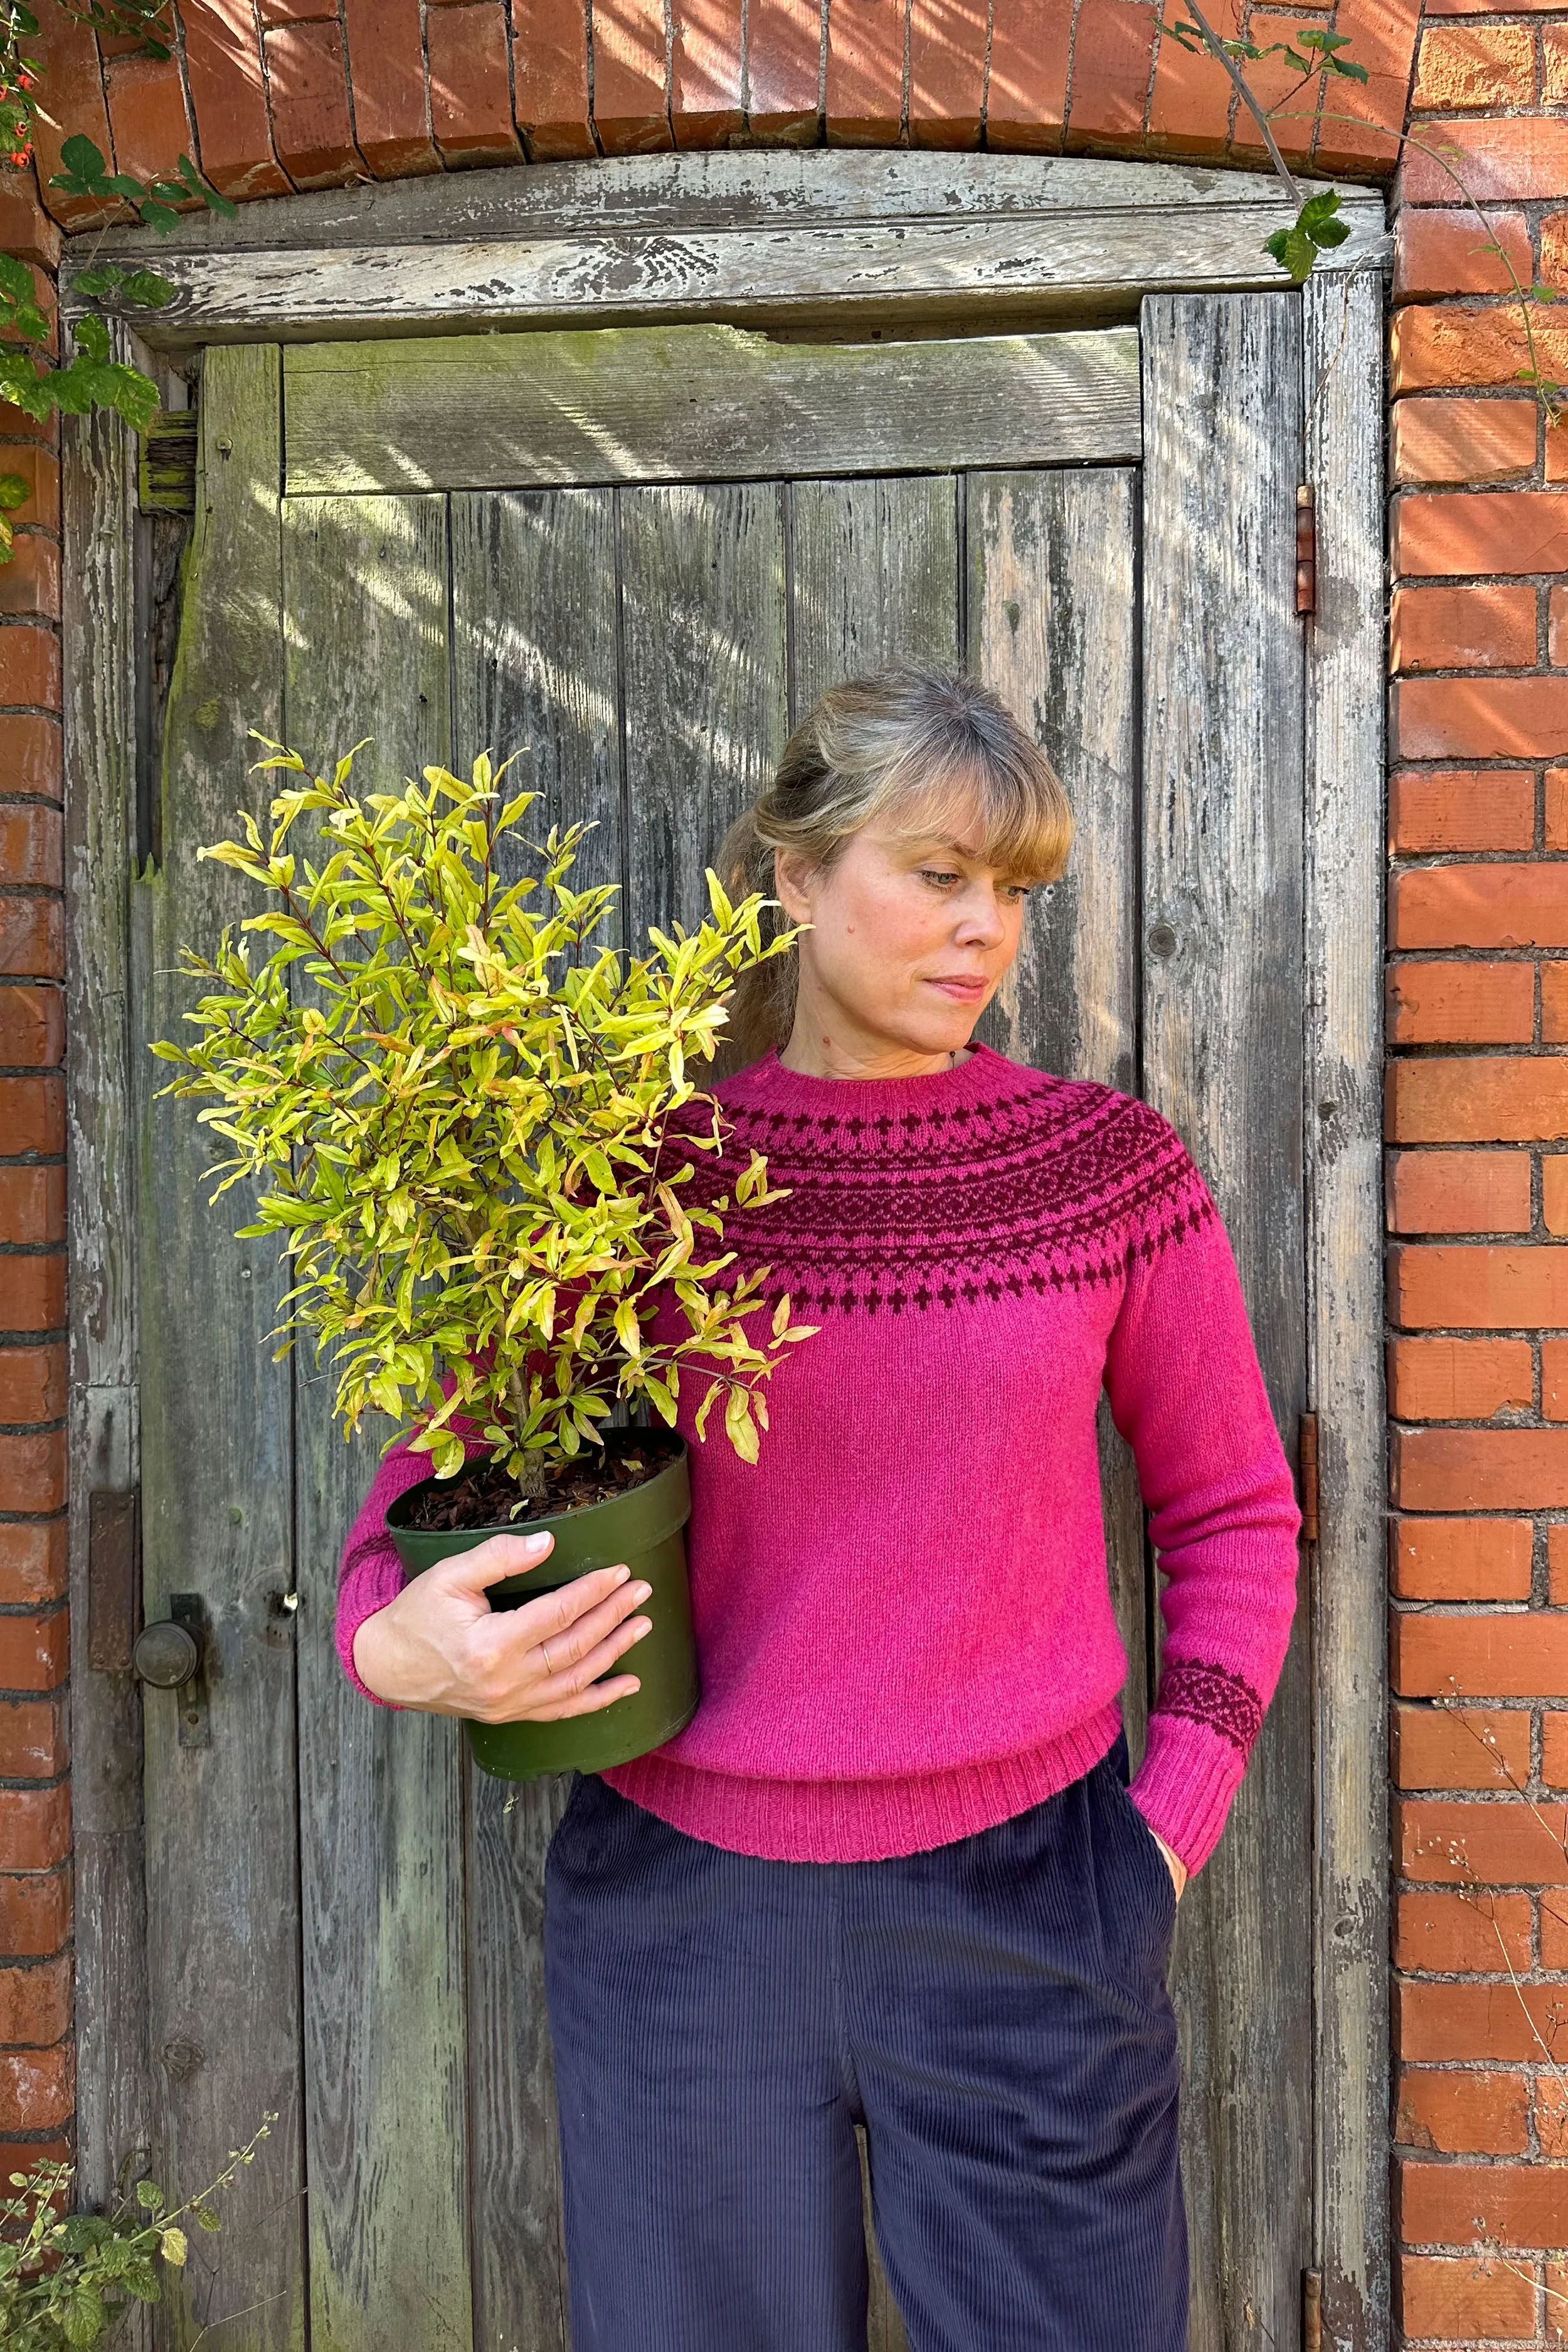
[0,1526,64,1609]
[0,718,63,805]
[1230,14,1327,169]
[182,0,292,199]
[0,1433,65,1516]
[0,1343,65,1424]
[1530,2073,1568,2157]
[1403,117,1568,204]
[341,0,438,176]
[0,1074,61,1152]
[672,0,744,146]
[0,810,60,894]
[1542,211,1568,305]
[0,1867,68,1954]
[0,1785,68,1873]
[1395,209,1533,302]
[1392,870,1568,952]
[1548,768,1568,849]
[265,21,362,186]
[985,0,1071,150]
[595,0,674,149]
[1412,21,1534,108]
[1392,583,1538,675]
[1400,1793,1568,1885]
[427,4,522,161]
[1146,13,1232,157]
[1397,677,1568,761]
[1397,2252,1536,2342]
[1544,27,1568,107]
[1390,1062,1568,1148]
[1389,767,1535,853]
[1545,965,1568,1044]
[1391,1516,1534,1599]
[1395,492,1568,583]
[1388,1334,1534,1417]
[103,51,194,187]
[1388,959,1534,1046]
[1308,0,1420,171]
[0,631,59,714]
[742,0,820,139]
[0,1699,67,1781]
[1396,1427,1568,1509]
[0,2045,72,2134]
[909,0,987,148]
[0,1956,69,2047]
[0,543,60,625]
[513,0,596,154]
[1539,1890,1568,1963]
[28,8,121,230]
[1394,400,1537,489]
[0,455,58,547]
[1394,1609,1568,1698]
[0,1611,66,1695]
[1545,1335,1568,1418]
[0,178,59,276]
[1397,2062,1530,2150]
[0,1258,64,1337]
[1387,1149,1533,1236]
[0,902,63,983]
[1393,302,1568,397]
[1064,0,1156,142]
[1550,1522,1568,1598]
[1540,1712,1568,1784]
[824,0,901,143]
[0,987,61,1071]
[1394,1697,1532,1784]
[1401,2155,1568,2249]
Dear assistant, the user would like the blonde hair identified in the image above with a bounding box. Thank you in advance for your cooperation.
[714,662,1074,1066]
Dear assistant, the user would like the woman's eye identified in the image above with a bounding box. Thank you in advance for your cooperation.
[919,868,960,887]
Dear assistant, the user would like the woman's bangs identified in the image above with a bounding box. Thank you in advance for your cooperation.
[877,758,1073,885]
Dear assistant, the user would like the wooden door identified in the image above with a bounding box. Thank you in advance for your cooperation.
[127,302,1310,2351]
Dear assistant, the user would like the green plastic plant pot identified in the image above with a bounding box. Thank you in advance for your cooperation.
[385,1439,699,1781]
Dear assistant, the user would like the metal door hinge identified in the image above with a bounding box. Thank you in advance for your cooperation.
[1303,2267,1322,2352]
[1298,1413,1320,1545]
[1295,485,1316,615]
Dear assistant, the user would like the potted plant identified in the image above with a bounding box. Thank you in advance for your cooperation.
[152,739,815,1780]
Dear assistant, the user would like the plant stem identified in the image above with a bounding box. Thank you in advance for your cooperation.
[1176,0,1303,206]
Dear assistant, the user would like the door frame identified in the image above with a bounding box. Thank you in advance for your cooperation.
[61,151,1389,2348]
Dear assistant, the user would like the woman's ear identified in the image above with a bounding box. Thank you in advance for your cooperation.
[771,847,817,926]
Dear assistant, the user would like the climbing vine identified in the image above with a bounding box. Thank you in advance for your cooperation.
[0,0,235,556]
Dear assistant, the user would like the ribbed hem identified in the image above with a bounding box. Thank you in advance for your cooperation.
[337,1552,410,1709]
[601,1698,1125,1861]
[1126,1708,1248,1878]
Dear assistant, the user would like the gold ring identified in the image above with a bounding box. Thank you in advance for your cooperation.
[539,1636,553,1675]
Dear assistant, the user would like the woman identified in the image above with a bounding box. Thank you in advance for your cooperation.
[337,665,1301,2352]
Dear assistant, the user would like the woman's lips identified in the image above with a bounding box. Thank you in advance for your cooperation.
[925,977,988,1000]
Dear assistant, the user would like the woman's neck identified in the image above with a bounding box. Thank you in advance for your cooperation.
[776,1027,972,1081]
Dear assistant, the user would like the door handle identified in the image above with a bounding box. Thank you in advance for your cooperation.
[132,1594,211,1747]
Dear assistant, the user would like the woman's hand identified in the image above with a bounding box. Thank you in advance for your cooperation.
[352,1528,653,1722]
[1150,1826,1187,1902]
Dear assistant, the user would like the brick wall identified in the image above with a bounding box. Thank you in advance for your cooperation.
[17,1,1564,2342]
[1388,19,1568,2348]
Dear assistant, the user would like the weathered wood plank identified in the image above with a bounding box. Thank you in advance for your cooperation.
[1303,262,1389,2352]
[283,327,1141,495]
[61,335,152,2326]
[788,474,958,719]
[966,468,1147,1754]
[78,151,1385,257]
[618,481,790,935]
[1139,290,1311,2352]
[72,155,1384,350]
[132,342,305,2351]
[281,492,474,2352]
[449,490,627,2352]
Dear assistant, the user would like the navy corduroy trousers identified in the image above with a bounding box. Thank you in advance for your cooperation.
[542,1724,1186,2352]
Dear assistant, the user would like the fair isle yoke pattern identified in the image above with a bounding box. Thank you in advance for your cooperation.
[664,1050,1218,1322]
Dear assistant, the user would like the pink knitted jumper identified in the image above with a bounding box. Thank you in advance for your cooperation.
[335,1043,1301,1875]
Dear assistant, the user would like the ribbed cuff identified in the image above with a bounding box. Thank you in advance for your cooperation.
[1126,1708,1248,1878]
[337,1549,410,1709]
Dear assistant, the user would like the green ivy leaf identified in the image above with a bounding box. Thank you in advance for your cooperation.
[72,263,127,297]
[0,473,31,512]
[120,267,176,309]
[72,312,111,361]
[57,130,107,181]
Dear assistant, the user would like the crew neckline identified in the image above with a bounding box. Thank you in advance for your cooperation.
[741,1039,1014,1110]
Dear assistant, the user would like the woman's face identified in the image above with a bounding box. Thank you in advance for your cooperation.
[773,795,1034,1066]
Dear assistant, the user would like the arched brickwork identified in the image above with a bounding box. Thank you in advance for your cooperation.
[4,4,1564,2345]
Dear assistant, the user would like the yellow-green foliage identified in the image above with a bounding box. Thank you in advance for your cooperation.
[152,738,816,1493]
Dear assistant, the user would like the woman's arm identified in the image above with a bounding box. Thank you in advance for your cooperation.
[1103,1150,1303,1882]
[335,1422,486,1707]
